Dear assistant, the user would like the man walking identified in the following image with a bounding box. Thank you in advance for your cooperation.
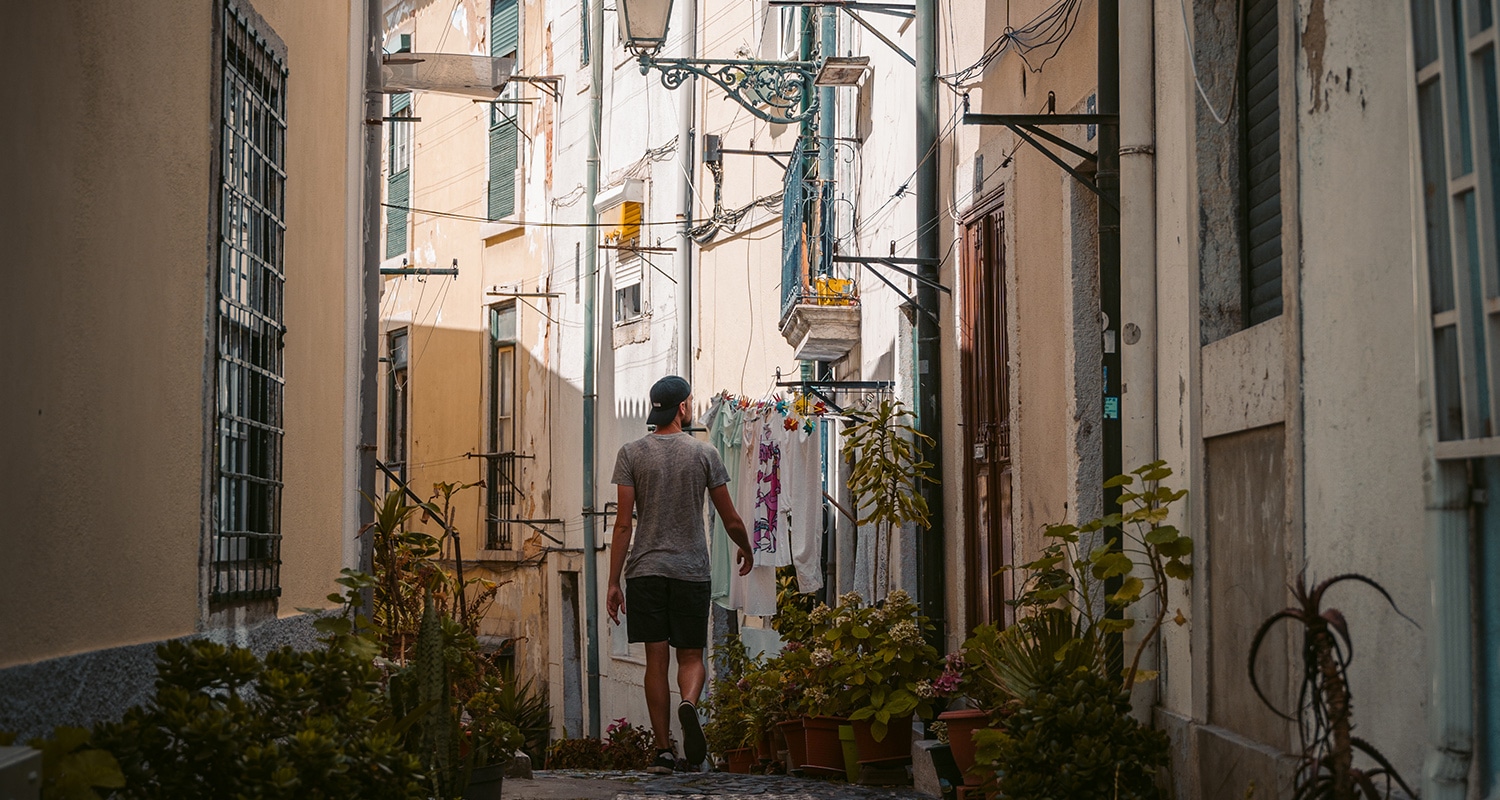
[606,376,753,773]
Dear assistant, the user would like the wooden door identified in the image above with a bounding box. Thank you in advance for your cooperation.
[961,204,1014,629]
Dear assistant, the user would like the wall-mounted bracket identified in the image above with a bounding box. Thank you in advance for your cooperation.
[962,111,1120,210]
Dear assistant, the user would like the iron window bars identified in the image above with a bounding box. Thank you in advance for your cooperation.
[211,4,288,602]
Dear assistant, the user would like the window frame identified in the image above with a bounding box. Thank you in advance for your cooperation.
[210,2,288,603]
[1414,0,1500,454]
[486,303,519,550]
[387,327,410,481]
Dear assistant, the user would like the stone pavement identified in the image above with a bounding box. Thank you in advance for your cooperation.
[502,769,938,800]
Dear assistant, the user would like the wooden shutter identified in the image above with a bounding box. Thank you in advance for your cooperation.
[387,93,411,258]
[492,0,519,58]
[1242,0,1281,325]
[488,117,518,220]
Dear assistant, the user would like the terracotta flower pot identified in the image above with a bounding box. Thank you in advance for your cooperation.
[938,708,990,785]
[754,728,774,761]
[778,719,807,770]
[725,746,756,774]
[800,715,849,773]
[852,713,913,764]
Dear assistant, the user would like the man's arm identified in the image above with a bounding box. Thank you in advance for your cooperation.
[606,484,634,624]
[709,484,754,576]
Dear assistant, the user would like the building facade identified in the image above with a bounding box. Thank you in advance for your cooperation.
[1,0,372,738]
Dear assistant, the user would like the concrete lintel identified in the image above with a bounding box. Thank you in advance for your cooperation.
[1201,317,1286,438]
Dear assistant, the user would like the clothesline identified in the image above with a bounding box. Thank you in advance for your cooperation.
[700,389,829,617]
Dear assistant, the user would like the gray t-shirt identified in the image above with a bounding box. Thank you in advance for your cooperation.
[610,432,730,581]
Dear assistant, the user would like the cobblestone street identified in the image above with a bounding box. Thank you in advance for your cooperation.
[502,770,935,800]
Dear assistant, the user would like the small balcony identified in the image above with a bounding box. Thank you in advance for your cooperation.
[779,276,861,362]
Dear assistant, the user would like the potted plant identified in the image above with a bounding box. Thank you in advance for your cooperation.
[462,697,524,800]
[932,649,990,785]
[798,602,858,776]
[766,641,812,771]
[839,590,941,763]
[841,398,936,599]
[703,635,757,771]
[964,462,1194,798]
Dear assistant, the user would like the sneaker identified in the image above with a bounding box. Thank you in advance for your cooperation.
[647,748,676,775]
[678,700,707,767]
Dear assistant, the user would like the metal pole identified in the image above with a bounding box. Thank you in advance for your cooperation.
[1098,0,1123,677]
[359,0,382,607]
[818,6,836,181]
[913,0,946,641]
[677,0,697,381]
[582,0,605,740]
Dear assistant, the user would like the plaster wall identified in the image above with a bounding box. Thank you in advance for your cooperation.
[1,0,359,669]
[1292,0,1428,781]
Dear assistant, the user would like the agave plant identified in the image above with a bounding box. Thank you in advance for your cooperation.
[1247,574,1418,800]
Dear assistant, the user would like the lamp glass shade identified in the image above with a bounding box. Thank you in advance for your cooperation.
[618,0,675,51]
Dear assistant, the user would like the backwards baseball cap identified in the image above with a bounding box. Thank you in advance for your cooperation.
[646,375,692,429]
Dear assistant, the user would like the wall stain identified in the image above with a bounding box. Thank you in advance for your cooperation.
[1303,0,1328,113]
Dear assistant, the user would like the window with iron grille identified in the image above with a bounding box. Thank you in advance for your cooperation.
[486,303,518,549]
[211,4,287,602]
[387,328,410,482]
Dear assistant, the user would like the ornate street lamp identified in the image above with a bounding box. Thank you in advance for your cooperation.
[617,0,866,125]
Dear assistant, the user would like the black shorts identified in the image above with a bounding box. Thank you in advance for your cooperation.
[625,576,711,649]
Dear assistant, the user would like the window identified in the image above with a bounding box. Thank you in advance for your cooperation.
[387,328,409,481]
[489,0,520,220]
[487,303,518,549]
[1240,0,1282,326]
[1412,2,1500,791]
[609,200,646,323]
[579,0,590,67]
[765,4,801,60]
[212,4,287,602]
[1414,0,1500,445]
[387,92,412,258]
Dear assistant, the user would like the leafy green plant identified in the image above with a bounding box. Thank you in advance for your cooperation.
[972,667,1170,800]
[702,635,757,752]
[827,590,942,741]
[89,639,427,799]
[1007,461,1193,692]
[542,720,657,770]
[1248,574,1417,800]
[841,398,937,591]
[468,674,552,767]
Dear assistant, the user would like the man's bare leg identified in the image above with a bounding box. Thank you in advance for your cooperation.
[675,648,705,705]
[644,641,674,751]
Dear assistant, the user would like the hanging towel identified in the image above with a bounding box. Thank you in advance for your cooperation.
[781,417,825,593]
[704,399,741,604]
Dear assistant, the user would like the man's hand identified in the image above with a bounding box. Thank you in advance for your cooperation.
[736,546,754,576]
[607,583,626,624]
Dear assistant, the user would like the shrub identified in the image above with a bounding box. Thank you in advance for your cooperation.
[91,639,426,800]
[974,667,1169,800]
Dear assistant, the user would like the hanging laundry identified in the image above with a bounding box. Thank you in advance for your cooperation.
[780,416,824,593]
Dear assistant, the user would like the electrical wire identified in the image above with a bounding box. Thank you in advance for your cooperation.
[935,0,1083,91]
[1177,0,1242,125]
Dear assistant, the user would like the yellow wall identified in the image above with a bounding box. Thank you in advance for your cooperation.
[0,0,359,667]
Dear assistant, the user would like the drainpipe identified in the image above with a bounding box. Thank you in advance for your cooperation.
[359,0,381,596]
[676,0,696,380]
[1097,0,1123,678]
[913,0,946,641]
[1422,459,1474,799]
[581,0,605,741]
[1118,0,1156,713]
[818,7,835,181]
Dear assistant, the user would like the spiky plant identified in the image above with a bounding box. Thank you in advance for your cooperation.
[1248,574,1418,800]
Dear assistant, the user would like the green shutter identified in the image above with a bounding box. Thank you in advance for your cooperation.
[492,0,519,58]
[387,92,412,257]
[387,169,409,257]
[489,119,518,220]
[1241,0,1281,325]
